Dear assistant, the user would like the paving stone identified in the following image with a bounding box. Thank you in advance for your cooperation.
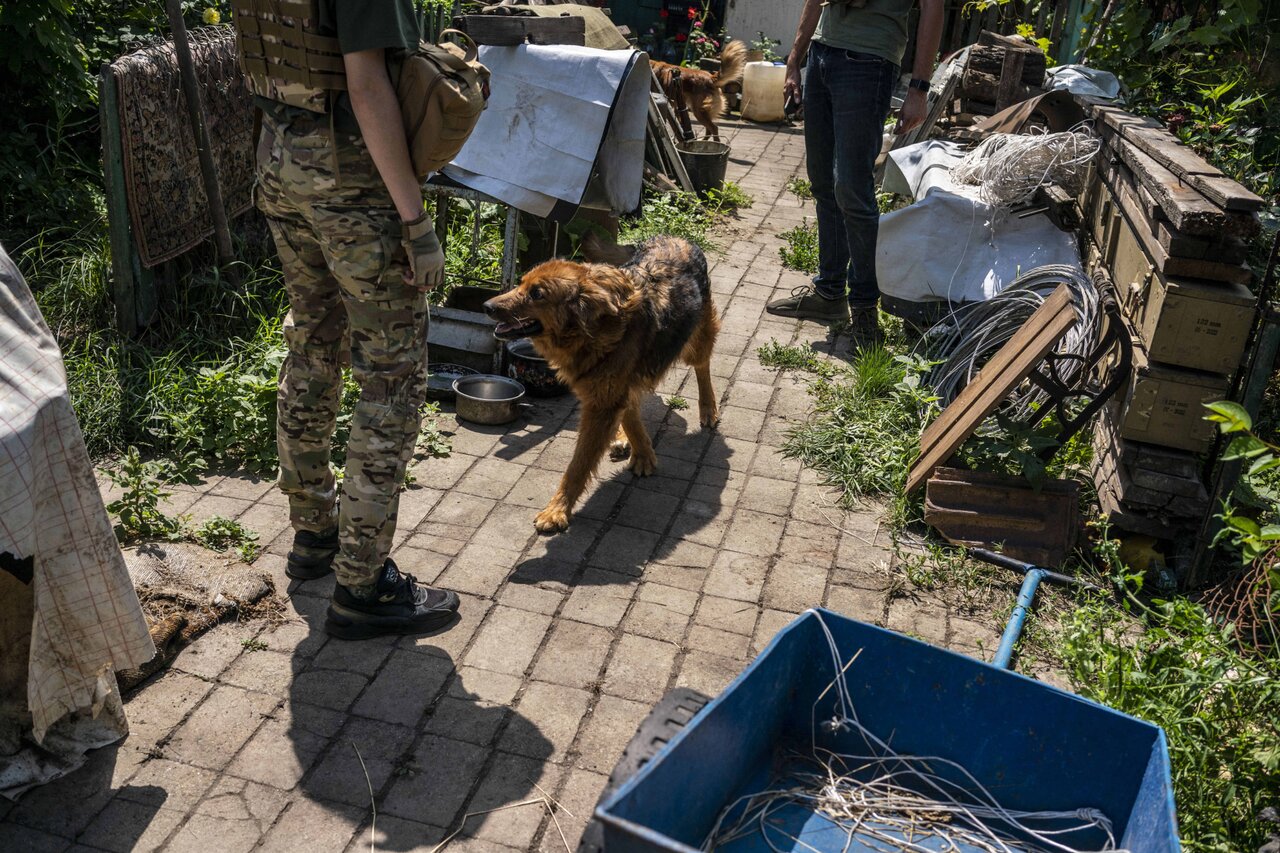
[500,681,592,761]
[587,525,662,575]
[456,458,526,501]
[184,494,253,526]
[259,797,363,853]
[464,752,563,849]
[428,492,498,530]
[171,623,257,681]
[304,716,415,806]
[497,582,565,615]
[352,650,454,727]
[165,777,288,853]
[0,823,75,852]
[703,551,769,602]
[395,486,447,535]
[602,634,678,703]
[226,701,344,790]
[738,475,799,517]
[505,467,568,509]
[675,649,749,697]
[310,632,397,674]
[559,570,637,628]
[436,540,524,597]
[475,504,541,550]
[641,560,710,593]
[464,607,553,675]
[352,815,446,852]
[121,671,214,751]
[950,617,998,660]
[530,621,613,690]
[685,624,752,658]
[762,558,829,613]
[575,479,626,521]
[886,601,949,644]
[77,798,188,853]
[220,649,296,695]
[291,668,370,712]
[520,518,601,567]
[536,767,608,853]
[826,585,887,625]
[695,595,758,635]
[234,500,292,551]
[623,582,699,641]
[117,759,217,812]
[573,695,650,775]
[413,451,480,491]
[164,685,279,771]
[404,530,468,556]
[722,509,785,557]
[383,736,491,826]
[716,406,767,442]
[752,608,801,654]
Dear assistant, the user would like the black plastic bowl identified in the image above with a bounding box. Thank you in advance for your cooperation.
[506,338,567,397]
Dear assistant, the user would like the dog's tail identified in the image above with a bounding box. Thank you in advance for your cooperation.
[714,40,747,89]
[581,231,636,266]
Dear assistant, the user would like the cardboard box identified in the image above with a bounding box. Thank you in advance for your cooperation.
[1118,346,1229,453]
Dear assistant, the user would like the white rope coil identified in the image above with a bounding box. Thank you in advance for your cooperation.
[921,264,1101,419]
[952,126,1102,207]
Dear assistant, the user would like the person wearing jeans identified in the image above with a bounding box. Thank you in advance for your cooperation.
[767,0,943,352]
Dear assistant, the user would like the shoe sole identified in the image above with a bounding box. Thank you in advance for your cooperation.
[285,552,336,581]
[765,305,850,322]
[323,598,461,641]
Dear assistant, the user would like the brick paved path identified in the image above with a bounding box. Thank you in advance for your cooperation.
[1,120,1003,852]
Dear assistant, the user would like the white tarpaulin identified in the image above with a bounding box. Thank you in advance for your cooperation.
[877,140,1082,308]
[0,245,154,798]
[444,44,650,219]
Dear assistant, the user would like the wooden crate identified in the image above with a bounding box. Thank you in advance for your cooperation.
[1117,346,1230,453]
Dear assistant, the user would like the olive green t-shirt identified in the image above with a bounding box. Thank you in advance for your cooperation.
[318,0,419,55]
[812,0,913,67]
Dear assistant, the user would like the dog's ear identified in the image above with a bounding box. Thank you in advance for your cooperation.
[571,267,626,327]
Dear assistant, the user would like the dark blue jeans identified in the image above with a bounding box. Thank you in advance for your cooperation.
[804,41,898,307]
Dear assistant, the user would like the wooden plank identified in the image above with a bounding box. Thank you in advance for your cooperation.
[995,48,1027,110]
[1153,220,1247,264]
[907,286,1077,494]
[1100,164,1253,285]
[455,15,586,46]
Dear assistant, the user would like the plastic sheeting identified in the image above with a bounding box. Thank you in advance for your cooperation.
[877,140,1083,310]
[443,44,650,220]
[0,245,154,799]
[1046,64,1124,101]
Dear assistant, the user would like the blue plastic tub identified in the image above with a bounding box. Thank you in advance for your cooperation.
[597,609,1179,853]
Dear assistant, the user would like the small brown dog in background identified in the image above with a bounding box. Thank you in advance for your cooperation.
[484,234,720,533]
[651,40,746,139]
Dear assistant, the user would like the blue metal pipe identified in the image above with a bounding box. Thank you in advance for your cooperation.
[992,568,1044,670]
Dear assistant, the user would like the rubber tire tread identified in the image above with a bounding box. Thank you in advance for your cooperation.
[577,687,711,853]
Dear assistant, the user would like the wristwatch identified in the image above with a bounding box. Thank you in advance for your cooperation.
[908,77,930,93]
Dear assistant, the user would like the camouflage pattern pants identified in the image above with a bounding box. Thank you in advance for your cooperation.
[256,110,428,589]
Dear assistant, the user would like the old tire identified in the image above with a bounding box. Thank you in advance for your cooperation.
[576,686,711,853]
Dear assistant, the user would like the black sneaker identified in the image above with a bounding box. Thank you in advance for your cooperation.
[324,559,460,640]
[286,528,339,580]
[846,305,885,354]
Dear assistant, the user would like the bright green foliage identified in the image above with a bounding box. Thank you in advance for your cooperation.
[193,515,260,562]
[786,177,813,200]
[750,31,782,63]
[778,219,818,274]
[1205,401,1280,564]
[782,349,939,515]
[416,400,453,460]
[756,340,837,378]
[105,446,188,542]
[620,191,719,250]
[666,395,689,411]
[1062,596,1280,852]
[705,181,753,212]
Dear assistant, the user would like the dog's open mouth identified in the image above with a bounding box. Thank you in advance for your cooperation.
[493,319,543,341]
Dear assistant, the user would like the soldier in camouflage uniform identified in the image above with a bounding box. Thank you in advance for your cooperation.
[236,0,459,639]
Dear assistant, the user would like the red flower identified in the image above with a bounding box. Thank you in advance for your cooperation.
[675,32,687,41]
[659,8,668,17]
[687,7,698,20]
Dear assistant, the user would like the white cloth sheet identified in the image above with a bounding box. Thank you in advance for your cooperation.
[444,44,650,218]
[877,140,1083,306]
[0,244,154,798]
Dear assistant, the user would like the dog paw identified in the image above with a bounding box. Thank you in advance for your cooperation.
[609,439,631,461]
[628,452,657,477]
[534,505,570,534]
[700,407,721,429]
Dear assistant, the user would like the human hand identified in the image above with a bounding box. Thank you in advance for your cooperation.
[784,63,803,107]
[401,212,444,291]
[895,88,928,134]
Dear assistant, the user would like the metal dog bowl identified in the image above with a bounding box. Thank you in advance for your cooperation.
[506,338,567,397]
[452,374,526,425]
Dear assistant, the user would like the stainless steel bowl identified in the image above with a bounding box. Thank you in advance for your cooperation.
[452,374,526,425]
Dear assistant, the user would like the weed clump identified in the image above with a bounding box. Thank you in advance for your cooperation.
[778,219,818,274]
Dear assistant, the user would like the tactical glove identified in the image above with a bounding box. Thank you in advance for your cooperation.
[401,211,445,292]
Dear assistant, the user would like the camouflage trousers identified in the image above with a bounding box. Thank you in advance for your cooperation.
[256,110,428,589]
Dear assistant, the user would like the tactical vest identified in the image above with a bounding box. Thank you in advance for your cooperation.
[230,0,347,113]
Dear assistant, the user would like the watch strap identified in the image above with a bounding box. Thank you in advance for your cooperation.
[908,77,930,92]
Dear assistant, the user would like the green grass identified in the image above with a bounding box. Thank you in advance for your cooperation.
[756,340,838,378]
[786,177,813,200]
[666,395,689,411]
[778,219,818,274]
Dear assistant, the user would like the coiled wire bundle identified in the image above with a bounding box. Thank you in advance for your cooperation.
[921,265,1101,418]
[951,126,1102,207]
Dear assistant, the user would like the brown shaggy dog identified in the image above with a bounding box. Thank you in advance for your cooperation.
[652,40,746,139]
[484,235,721,533]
